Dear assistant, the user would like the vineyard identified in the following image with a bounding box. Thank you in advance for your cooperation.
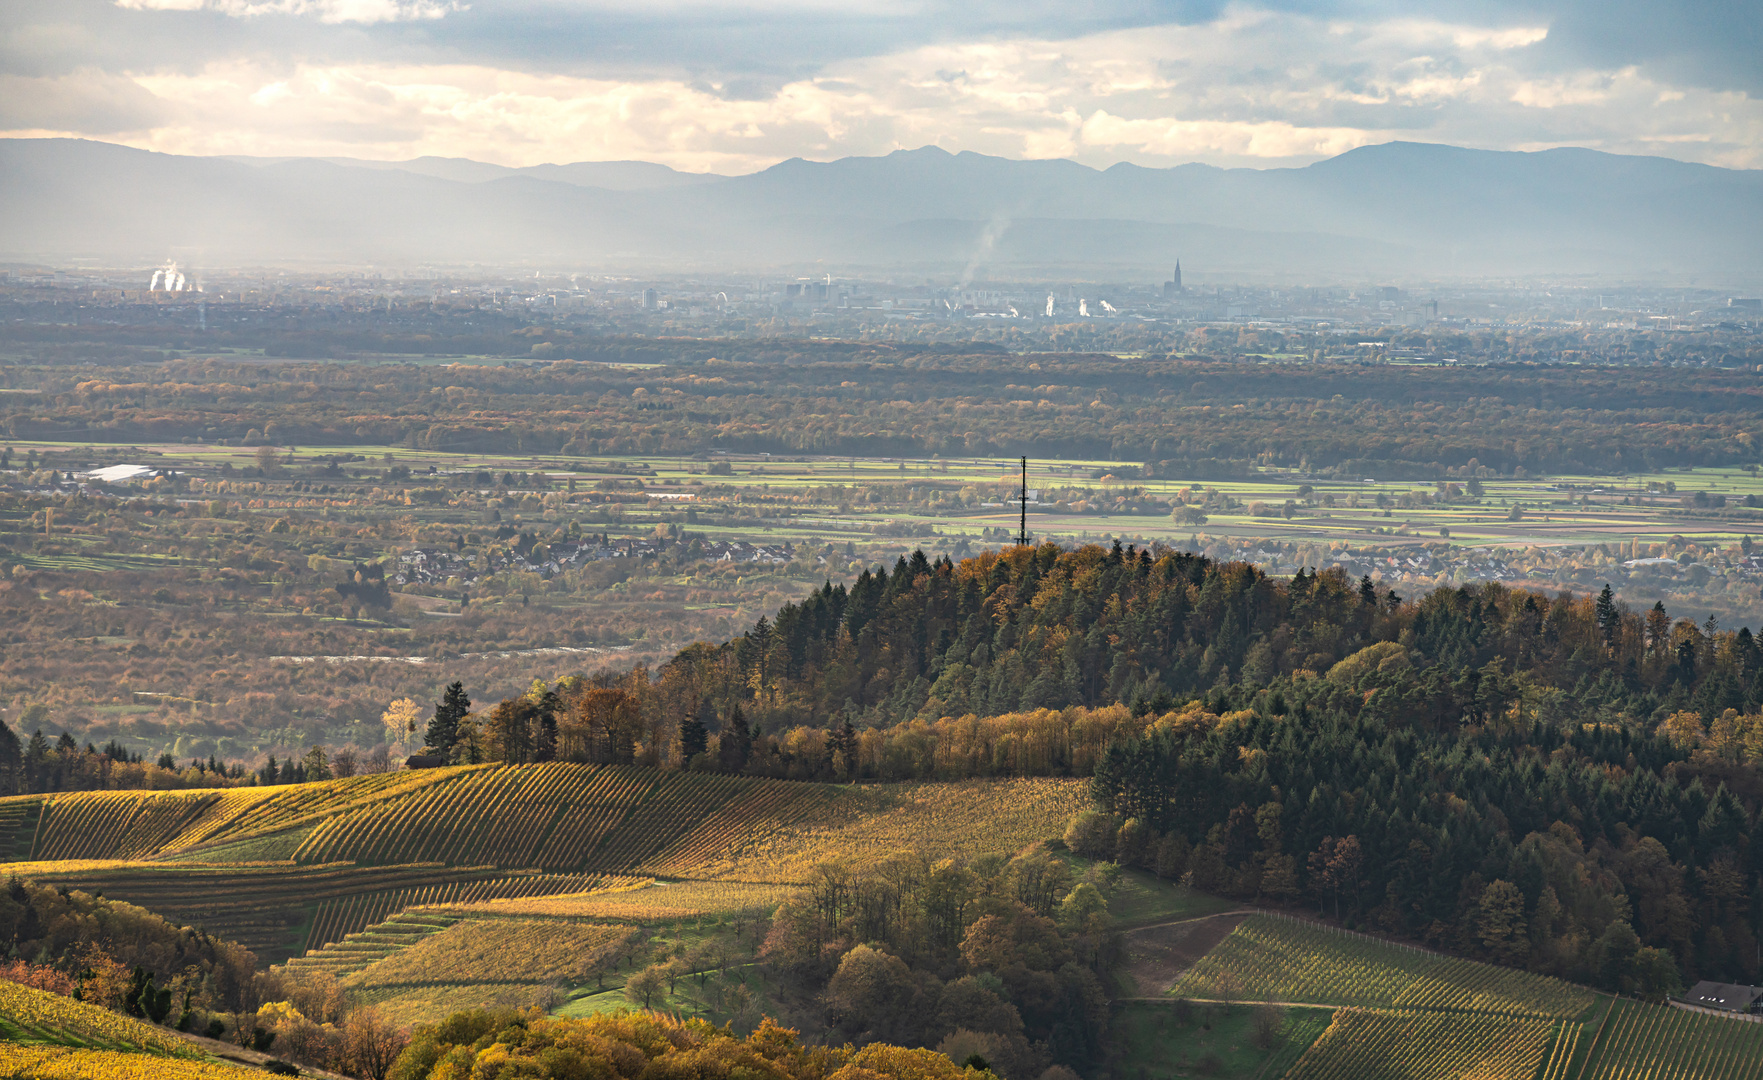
[300,870,644,951]
[711,778,1089,883]
[1170,915,1595,1020]
[31,861,622,963]
[0,978,199,1056]
[439,879,789,921]
[284,912,461,982]
[346,981,561,1028]
[344,919,633,988]
[0,1046,257,1079]
[1282,1008,1556,1080]
[289,763,837,873]
[0,769,470,863]
[1577,998,1763,1079]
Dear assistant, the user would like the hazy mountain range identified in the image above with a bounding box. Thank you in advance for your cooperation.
[3,138,1759,279]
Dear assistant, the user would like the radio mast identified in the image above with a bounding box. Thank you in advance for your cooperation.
[1017,456,1030,547]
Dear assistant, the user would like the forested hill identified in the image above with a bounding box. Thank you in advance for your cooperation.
[678,542,1756,731]
[657,543,1763,993]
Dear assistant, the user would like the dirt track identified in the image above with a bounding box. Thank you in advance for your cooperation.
[1120,912,1250,996]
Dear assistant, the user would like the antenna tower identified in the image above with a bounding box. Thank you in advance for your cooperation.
[1017,456,1030,547]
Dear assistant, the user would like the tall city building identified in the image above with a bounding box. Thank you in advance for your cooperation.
[1162,260,1183,298]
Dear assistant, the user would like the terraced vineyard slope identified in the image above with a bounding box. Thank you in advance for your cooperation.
[290,763,837,873]
[0,768,467,863]
[1171,914,1594,1019]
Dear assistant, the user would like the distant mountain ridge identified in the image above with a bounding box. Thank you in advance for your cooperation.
[3,138,1758,277]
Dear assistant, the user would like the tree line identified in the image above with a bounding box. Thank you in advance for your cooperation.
[7,351,1763,473]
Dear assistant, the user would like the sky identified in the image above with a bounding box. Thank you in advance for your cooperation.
[2,0,1760,174]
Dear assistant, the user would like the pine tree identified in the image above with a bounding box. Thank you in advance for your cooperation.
[425,682,470,755]
[679,711,709,762]
[718,704,751,774]
[1596,584,1618,644]
[0,721,19,797]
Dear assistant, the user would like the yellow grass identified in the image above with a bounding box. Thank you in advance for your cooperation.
[344,919,633,988]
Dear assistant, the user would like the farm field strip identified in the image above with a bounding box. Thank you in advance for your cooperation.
[1282,1008,1554,1080]
[287,763,832,873]
[1170,915,1592,1020]
[2,770,480,864]
[341,918,633,989]
[174,768,469,852]
[714,778,1089,883]
[640,780,835,875]
[1577,998,1763,1080]
[531,769,655,868]
[347,981,557,1028]
[438,878,789,920]
[301,870,639,950]
[30,790,220,861]
[586,771,750,870]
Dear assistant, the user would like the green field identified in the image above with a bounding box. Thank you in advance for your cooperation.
[23,436,1763,554]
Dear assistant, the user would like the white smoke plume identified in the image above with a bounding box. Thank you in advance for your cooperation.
[1079,298,1089,317]
[958,210,1011,289]
[1045,295,1054,318]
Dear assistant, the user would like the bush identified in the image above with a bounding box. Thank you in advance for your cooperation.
[1063,811,1118,860]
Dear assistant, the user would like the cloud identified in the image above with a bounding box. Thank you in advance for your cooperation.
[2,3,1758,171]
[113,0,459,25]
[0,68,168,133]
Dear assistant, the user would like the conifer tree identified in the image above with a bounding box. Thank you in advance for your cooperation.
[425,682,471,755]
[1596,584,1618,644]
[718,704,751,774]
[679,711,709,762]
[0,721,19,797]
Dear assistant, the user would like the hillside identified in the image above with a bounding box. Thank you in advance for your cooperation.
[0,770,1086,962]
[0,977,267,1079]
[3,138,1758,274]
[589,542,1761,998]
[1118,912,1763,1080]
